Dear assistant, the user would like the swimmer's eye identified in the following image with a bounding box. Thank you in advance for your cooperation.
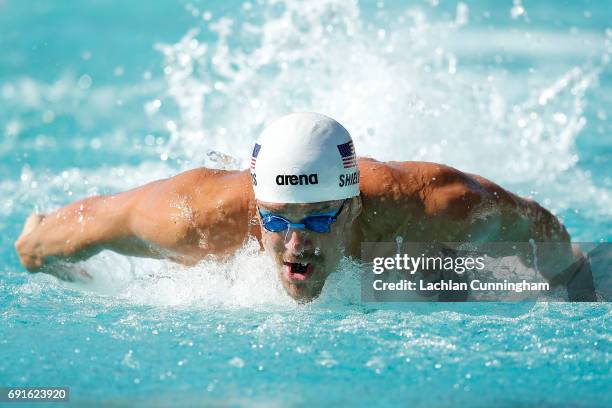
[257,200,346,233]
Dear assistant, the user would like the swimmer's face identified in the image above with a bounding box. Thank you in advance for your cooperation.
[257,197,361,302]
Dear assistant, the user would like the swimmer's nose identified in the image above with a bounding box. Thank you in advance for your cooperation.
[284,229,312,254]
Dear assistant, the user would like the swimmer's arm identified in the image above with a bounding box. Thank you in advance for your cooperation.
[464,175,592,295]
[14,168,254,273]
[14,180,169,273]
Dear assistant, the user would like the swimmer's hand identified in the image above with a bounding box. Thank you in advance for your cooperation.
[15,213,93,281]
[566,244,597,301]
[15,213,47,271]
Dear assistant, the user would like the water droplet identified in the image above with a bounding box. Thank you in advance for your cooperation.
[229,357,245,368]
[455,2,469,26]
[78,75,92,90]
[42,110,55,124]
[510,0,525,19]
[553,112,567,125]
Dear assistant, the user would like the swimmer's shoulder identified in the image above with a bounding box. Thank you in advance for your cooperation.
[138,167,251,223]
[156,167,249,200]
[140,167,254,251]
[173,167,253,212]
[357,158,447,199]
[169,167,242,189]
[357,158,486,219]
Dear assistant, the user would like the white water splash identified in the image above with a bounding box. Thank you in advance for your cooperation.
[152,0,610,225]
[3,0,611,305]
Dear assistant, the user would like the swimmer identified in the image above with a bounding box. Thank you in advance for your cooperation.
[14,112,596,301]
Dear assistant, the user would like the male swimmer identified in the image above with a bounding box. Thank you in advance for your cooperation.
[14,112,596,301]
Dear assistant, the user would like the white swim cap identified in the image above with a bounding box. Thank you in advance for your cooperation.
[250,112,360,203]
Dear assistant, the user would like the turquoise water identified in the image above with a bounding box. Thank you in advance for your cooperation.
[1,0,610,406]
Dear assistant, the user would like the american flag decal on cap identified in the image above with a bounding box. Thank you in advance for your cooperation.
[251,143,261,170]
[337,141,356,168]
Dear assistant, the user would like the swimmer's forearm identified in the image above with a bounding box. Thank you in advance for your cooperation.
[465,179,576,284]
[15,168,253,271]
[15,195,134,271]
[501,197,577,284]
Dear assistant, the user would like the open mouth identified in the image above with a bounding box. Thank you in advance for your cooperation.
[283,262,314,282]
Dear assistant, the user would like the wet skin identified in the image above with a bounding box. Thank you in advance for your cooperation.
[257,198,362,301]
[14,158,590,301]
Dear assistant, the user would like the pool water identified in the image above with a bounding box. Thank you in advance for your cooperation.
[1,0,610,406]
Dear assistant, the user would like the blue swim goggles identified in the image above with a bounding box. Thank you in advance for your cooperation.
[258,199,347,233]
